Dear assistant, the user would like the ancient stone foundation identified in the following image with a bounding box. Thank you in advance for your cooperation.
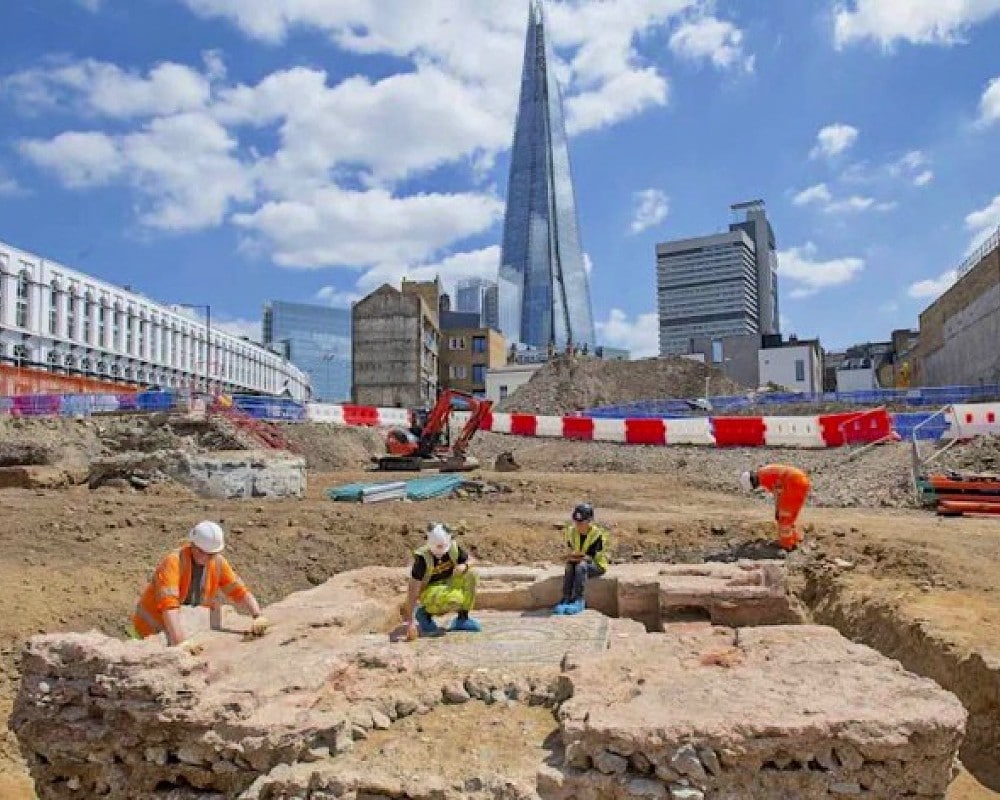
[12,564,966,799]
[175,450,306,499]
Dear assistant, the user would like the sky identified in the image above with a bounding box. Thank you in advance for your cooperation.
[1,0,999,358]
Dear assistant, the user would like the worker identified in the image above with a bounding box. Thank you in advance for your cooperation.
[404,523,481,639]
[131,520,268,646]
[740,465,812,551]
[554,503,609,616]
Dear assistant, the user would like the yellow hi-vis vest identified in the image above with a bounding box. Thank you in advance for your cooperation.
[415,542,461,583]
[565,523,609,571]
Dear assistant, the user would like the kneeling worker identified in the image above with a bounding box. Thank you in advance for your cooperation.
[740,465,812,551]
[405,523,481,639]
[132,520,268,646]
[554,503,609,616]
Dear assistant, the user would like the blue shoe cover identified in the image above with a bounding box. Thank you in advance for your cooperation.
[563,599,586,615]
[449,616,482,633]
[416,607,441,635]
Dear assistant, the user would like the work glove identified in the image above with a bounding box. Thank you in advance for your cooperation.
[248,616,270,638]
[405,620,419,642]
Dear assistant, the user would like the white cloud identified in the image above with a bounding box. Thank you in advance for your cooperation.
[583,253,593,276]
[913,169,934,186]
[879,300,900,313]
[355,246,501,300]
[778,242,865,298]
[0,168,20,196]
[668,16,754,71]
[978,75,1000,127]
[628,188,669,234]
[595,308,659,358]
[233,189,502,270]
[843,148,934,188]
[908,270,958,299]
[965,193,1000,251]
[834,0,1000,49]
[792,183,832,206]
[20,114,253,230]
[19,131,124,187]
[3,58,214,118]
[792,182,892,214]
[77,0,102,10]
[315,287,363,309]
[213,317,261,342]
[809,123,859,159]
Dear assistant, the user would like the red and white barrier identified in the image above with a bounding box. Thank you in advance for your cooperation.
[305,403,411,428]
[943,403,1000,439]
[453,407,897,449]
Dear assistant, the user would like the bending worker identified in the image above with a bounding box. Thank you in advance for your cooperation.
[404,523,481,638]
[740,464,812,551]
[132,520,268,646]
[554,503,609,616]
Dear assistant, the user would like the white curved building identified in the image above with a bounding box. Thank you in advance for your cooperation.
[0,239,310,400]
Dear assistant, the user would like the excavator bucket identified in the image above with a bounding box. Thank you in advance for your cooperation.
[494,451,521,472]
[438,454,480,473]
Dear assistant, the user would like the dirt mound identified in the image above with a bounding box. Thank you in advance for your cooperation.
[278,423,385,471]
[933,435,1000,475]
[497,354,744,415]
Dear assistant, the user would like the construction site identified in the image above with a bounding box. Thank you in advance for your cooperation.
[2,356,1000,800]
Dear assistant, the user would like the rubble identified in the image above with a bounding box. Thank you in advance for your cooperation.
[497,355,744,415]
[13,564,965,800]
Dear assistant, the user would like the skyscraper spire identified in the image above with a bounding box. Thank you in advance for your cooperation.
[497,0,595,349]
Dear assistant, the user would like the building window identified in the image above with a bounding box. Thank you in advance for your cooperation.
[449,337,466,351]
[795,359,805,382]
[711,340,724,363]
[49,282,59,335]
[81,358,92,375]
[110,363,120,378]
[16,270,30,328]
[499,385,508,400]
[47,351,59,372]
[64,354,75,372]
[126,314,134,354]
[138,318,146,357]
[97,360,108,375]
[472,364,486,385]
[98,301,108,346]
[472,336,486,354]
[84,292,94,343]
[66,290,77,339]
[12,344,28,367]
[113,308,122,351]
[449,364,467,380]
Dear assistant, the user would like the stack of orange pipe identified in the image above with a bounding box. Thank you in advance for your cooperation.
[929,474,1000,517]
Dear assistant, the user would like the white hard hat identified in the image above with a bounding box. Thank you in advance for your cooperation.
[427,523,452,557]
[189,520,225,554]
[739,470,754,493]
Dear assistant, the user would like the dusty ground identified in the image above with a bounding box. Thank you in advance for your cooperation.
[2,429,1000,797]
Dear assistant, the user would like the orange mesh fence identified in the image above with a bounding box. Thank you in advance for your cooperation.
[0,365,138,397]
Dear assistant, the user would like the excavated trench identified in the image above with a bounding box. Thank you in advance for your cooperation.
[796,567,1000,792]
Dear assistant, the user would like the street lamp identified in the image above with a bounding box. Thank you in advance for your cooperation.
[175,303,211,395]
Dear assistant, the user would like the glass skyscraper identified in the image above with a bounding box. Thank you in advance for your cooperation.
[455,277,499,330]
[498,0,596,349]
[262,301,351,402]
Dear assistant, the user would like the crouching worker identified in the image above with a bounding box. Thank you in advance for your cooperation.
[554,503,609,616]
[404,523,481,639]
[131,521,267,646]
[740,464,812,551]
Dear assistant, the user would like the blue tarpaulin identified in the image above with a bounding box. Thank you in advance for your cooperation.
[328,474,466,502]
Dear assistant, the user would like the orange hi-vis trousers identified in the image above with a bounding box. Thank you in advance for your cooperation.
[756,465,812,550]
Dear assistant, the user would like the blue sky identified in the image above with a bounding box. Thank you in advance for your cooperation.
[1,0,999,357]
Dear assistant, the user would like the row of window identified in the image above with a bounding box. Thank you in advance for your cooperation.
[447,336,488,353]
[447,364,488,384]
[0,270,281,389]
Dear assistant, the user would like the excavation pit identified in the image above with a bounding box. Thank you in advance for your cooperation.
[12,565,967,799]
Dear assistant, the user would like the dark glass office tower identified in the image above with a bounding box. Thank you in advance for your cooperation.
[498,0,596,349]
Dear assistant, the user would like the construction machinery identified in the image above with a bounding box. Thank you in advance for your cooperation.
[376,390,492,472]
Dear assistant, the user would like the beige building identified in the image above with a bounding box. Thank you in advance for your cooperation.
[438,309,506,397]
[912,232,1000,387]
[351,281,440,407]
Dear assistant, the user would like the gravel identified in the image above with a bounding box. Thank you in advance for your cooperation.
[497,354,744,415]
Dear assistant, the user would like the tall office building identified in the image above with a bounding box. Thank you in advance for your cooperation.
[656,201,780,355]
[262,301,351,402]
[497,0,596,349]
[455,277,499,330]
[729,200,779,336]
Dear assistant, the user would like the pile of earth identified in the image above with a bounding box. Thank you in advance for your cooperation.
[278,423,386,471]
[497,354,744,415]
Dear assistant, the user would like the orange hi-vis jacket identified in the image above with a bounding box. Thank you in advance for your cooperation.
[132,543,250,638]
[756,464,811,527]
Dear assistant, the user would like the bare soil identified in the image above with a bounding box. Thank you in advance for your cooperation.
[2,422,1000,797]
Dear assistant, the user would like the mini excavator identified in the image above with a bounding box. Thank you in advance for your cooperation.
[377,389,492,472]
